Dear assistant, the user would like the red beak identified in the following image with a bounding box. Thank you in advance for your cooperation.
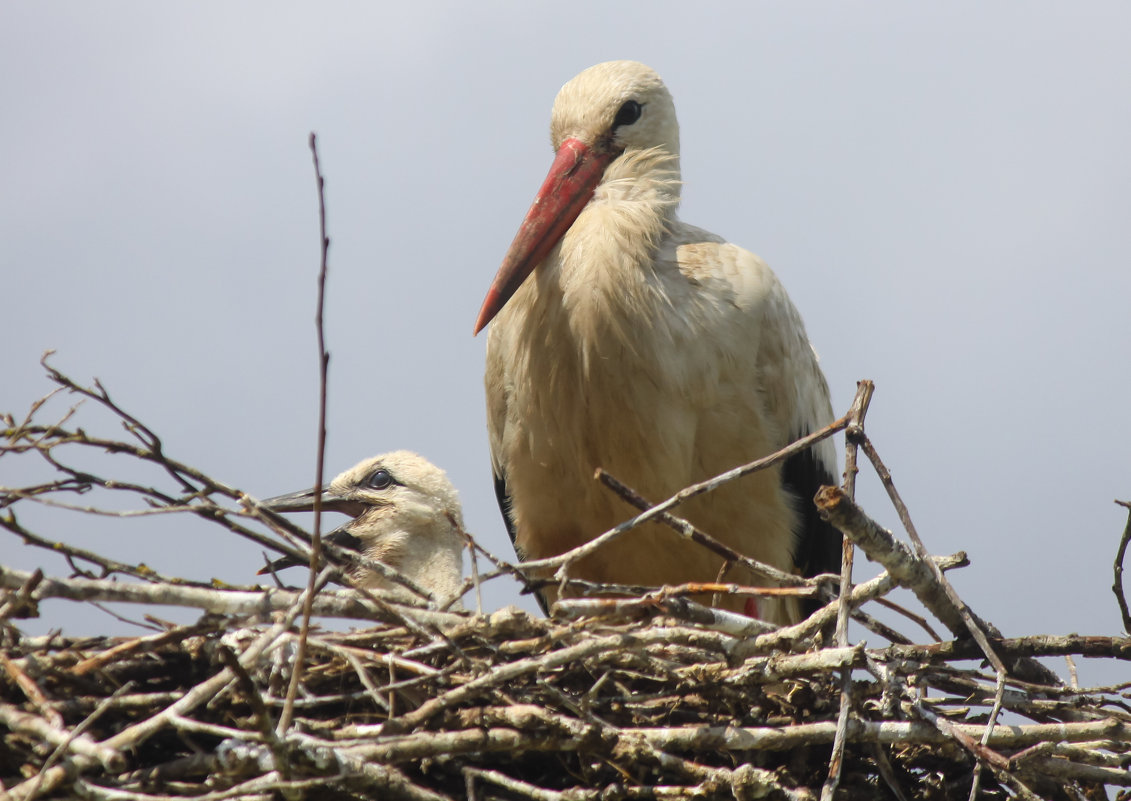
[474,137,613,334]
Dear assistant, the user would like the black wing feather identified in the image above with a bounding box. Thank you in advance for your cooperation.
[493,466,551,615]
[781,442,843,616]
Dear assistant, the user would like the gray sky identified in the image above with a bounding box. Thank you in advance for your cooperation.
[3,4,1129,683]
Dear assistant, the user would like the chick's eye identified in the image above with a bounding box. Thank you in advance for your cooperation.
[613,99,642,129]
[366,469,394,490]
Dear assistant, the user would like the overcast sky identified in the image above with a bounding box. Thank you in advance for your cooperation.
[3,4,1129,684]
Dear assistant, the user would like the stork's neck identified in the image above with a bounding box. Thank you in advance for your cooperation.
[591,146,681,227]
[391,520,465,607]
[350,513,465,608]
[547,147,682,355]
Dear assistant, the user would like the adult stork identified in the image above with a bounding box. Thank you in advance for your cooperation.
[259,451,465,606]
[475,60,840,624]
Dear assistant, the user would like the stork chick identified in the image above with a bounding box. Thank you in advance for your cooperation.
[260,451,465,606]
[476,61,841,624]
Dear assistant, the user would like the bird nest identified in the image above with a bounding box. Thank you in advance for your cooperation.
[3,363,1131,801]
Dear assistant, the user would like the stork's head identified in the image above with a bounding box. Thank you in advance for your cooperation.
[474,60,681,334]
[259,451,465,600]
[549,60,679,164]
[324,451,464,536]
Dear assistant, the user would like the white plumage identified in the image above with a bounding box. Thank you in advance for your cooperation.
[261,451,464,606]
[476,61,840,624]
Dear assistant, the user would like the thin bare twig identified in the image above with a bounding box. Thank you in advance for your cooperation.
[821,379,873,801]
[279,132,332,736]
[1114,499,1131,634]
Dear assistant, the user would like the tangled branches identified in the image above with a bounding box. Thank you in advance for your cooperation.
[3,364,1131,800]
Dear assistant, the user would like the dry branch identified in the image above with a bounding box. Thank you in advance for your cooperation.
[1115,499,1131,635]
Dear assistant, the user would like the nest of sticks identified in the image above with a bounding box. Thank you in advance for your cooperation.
[3,362,1131,801]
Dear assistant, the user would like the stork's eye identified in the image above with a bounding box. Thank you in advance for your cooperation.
[613,100,642,129]
[366,469,395,490]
